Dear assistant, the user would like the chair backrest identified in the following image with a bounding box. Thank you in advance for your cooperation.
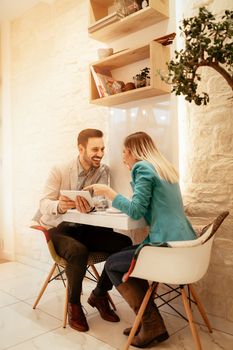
[130,211,229,285]
[166,223,214,248]
[30,225,67,267]
[131,238,214,284]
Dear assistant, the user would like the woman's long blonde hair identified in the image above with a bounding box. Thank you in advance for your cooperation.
[124,132,179,183]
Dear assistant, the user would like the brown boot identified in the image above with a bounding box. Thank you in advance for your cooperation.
[68,303,89,332]
[123,323,141,336]
[87,291,120,322]
[132,298,169,348]
[117,278,169,348]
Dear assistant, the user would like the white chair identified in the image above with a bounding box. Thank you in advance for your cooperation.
[124,211,229,350]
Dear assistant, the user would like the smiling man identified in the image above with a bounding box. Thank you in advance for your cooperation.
[38,128,132,333]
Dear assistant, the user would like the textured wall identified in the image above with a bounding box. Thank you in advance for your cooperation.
[178,0,233,325]
[10,0,109,267]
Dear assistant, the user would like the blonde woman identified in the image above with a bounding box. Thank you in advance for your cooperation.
[86,131,196,348]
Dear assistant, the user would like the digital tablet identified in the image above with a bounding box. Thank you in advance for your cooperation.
[60,190,94,207]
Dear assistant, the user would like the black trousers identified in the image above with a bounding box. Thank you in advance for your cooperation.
[49,222,132,304]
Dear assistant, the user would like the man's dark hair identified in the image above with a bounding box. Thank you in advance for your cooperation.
[77,129,103,147]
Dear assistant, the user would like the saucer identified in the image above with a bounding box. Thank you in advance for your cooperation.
[106,207,122,214]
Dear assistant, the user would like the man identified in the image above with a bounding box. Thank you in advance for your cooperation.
[39,129,132,332]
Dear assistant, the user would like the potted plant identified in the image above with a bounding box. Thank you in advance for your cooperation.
[133,67,150,88]
[159,7,233,105]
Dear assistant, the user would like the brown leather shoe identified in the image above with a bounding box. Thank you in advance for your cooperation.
[68,303,89,332]
[87,291,120,322]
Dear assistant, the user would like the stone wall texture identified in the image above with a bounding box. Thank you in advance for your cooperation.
[179,0,233,325]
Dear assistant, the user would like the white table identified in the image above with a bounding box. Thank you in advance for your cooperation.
[62,209,146,231]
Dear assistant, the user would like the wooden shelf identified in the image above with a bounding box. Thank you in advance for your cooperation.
[88,0,169,42]
[89,41,170,107]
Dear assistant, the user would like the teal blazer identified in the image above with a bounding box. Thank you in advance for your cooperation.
[112,161,196,245]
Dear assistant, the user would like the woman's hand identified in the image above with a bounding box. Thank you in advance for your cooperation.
[84,184,117,201]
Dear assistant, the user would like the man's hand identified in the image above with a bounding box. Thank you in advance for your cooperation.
[75,195,92,213]
[58,195,75,213]
[84,184,117,201]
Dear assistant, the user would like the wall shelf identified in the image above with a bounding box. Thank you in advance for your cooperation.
[89,41,170,107]
[88,0,169,42]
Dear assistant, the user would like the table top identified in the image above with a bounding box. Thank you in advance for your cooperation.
[62,209,146,230]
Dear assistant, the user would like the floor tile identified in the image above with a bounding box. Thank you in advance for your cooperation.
[6,327,116,350]
[0,290,19,308]
[25,288,67,321]
[84,300,187,350]
[25,279,123,322]
[0,271,64,300]
[166,324,233,350]
[0,302,61,350]
[0,262,41,282]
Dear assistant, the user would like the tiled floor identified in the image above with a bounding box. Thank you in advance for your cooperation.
[0,262,232,350]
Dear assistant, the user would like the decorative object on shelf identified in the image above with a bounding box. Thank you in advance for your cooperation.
[104,79,123,95]
[154,32,176,46]
[90,65,123,97]
[124,82,136,91]
[133,67,150,88]
[115,0,141,17]
[159,7,233,105]
[97,48,114,59]
[114,0,127,17]
[90,66,109,97]
[141,0,149,9]
[117,81,126,91]
[88,11,124,33]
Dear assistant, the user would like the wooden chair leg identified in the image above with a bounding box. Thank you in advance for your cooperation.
[124,284,154,350]
[181,287,202,350]
[90,264,116,311]
[33,263,57,309]
[90,264,100,280]
[189,284,212,333]
[63,284,69,328]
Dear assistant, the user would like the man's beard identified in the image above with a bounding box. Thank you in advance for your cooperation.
[83,152,101,168]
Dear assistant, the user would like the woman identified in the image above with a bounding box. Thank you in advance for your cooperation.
[86,131,196,348]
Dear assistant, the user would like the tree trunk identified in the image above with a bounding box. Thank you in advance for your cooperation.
[199,62,233,90]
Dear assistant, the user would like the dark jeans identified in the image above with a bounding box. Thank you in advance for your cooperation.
[49,222,132,304]
[105,245,140,287]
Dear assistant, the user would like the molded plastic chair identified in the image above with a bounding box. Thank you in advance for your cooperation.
[123,211,229,350]
[31,225,116,328]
